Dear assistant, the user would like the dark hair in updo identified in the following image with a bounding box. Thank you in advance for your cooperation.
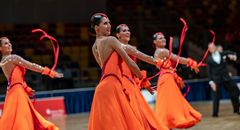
[153,32,163,40]
[152,32,164,48]
[89,13,108,36]
[115,24,128,34]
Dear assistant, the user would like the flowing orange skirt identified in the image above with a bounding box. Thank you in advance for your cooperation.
[0,84,59,130]
[89,76,145,130]
[155,74,202,129]
[122,76,169,130]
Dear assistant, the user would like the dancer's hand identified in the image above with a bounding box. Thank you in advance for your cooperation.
[138,70,154,95]
[24,86,36,96]
[55,72,64,78]
[187,58,199,73]
[173,74,185,89]
[138,70,149,87]
[141,78,154,95]
[134,77,140,85]
[209,81,216,91]
[193,66,199,73]
[141,78,151,88]
[29,89,36,96]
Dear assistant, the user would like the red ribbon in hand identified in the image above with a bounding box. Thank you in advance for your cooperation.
[174,18,188,69]
[32,29,59,70]
[198,29,215,67]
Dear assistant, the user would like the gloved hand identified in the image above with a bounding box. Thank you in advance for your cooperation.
[187,58,199,73]
[140,78,154,95]
[137,70,154,95]
[173,73,185,89]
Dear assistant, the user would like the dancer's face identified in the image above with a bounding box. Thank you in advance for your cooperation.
[0,37,12,54]
[154,34,166,48]
[95,17,111,36]
[116,26,131,43]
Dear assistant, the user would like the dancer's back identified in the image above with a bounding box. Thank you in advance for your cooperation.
[89,37,145,130]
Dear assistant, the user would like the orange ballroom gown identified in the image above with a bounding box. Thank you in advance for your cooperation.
[0,66,59,130]
[120,56,169,130]
[89,51,153,130]
[155,60,202,129]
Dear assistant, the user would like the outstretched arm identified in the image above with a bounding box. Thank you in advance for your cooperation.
[154,48,187,64]
[9,55,63,78]
[154,48,199,72]
[10,55,44,72]
[222,51,237,61]
[123,44,157,65]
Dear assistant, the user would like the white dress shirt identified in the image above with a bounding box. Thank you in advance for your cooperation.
[212,51,221,64]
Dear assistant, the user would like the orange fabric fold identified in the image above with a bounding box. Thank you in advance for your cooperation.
[120,57,169,130]
[155,61,202,129]
[89,52,148,130]
[0,66,59,130]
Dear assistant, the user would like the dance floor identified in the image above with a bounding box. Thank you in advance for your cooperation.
[48,100,240,130]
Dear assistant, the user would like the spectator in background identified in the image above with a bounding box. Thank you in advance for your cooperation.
[216,45,223,53]
[207,43,239,117]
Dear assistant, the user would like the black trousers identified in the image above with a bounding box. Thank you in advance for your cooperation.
[212,80,240,116]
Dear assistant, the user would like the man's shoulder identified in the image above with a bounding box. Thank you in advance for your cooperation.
[207,56,213,63]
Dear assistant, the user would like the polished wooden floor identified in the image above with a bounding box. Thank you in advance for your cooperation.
[48,100,240,130]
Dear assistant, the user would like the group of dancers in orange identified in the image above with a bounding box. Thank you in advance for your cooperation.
[0,12,203,130]
[89,13,203,130]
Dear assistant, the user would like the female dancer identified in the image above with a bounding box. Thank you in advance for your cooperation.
[153,32,202,129]
[88,13,150,130]
[0,37,63,130]
[115,24,169,130]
